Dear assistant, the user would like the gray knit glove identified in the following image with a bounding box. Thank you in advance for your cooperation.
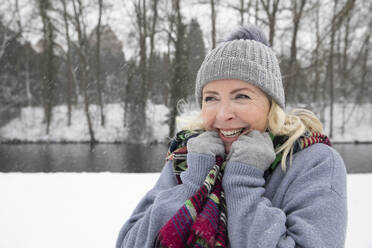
[226,130,275,171]
[187,131,225,157]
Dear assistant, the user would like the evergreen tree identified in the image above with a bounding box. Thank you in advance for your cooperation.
[0,23,41,126]
[168,0,188,137]
[149,53,170,105]
[185,18,206,99]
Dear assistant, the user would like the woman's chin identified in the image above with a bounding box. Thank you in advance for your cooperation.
[222,132,249,154]
[224,142,232,154]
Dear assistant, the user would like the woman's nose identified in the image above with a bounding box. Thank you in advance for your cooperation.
[216,101,235,121]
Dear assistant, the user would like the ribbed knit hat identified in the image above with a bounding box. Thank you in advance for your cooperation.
[195,25,285,108]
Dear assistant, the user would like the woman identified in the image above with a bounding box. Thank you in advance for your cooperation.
[116,25,347,248]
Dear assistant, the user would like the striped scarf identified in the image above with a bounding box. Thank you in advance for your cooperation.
[155,130,331,248]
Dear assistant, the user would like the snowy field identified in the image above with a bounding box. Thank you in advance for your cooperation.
[0,102,170,143]
[0,172,371,248]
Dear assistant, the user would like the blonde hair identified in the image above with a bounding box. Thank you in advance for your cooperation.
[267,100,323,170]
[176,99,323,171]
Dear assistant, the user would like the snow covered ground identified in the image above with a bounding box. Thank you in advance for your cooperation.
[1,102,372,143]
[0,102,170,143]
[0,172,371,248]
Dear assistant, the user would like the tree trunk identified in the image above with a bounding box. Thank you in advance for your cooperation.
[327,0,338,138]
[356,26,370,104]
[260,0,280,47]
[15,0,32,107]
[312,0,320,104]
[96,0,105,126]
[148,0,159,95]
[210,0,216,48]
[72,0,96,143]
[169,0,187,137]
[126,0,148,142]
[38,0,55,135]
[25,46,32,107]
[340,15,351,135]
[239,0,245,25]
[254,0,259,25]
[286,0,306,103]
[61,0,73,126]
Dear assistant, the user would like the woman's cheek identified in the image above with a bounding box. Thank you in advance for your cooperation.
[202,109,214,130]
[203,119,213,131]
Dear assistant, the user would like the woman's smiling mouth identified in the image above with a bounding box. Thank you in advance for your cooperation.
[217,127,251,142]
[219,128,244,138]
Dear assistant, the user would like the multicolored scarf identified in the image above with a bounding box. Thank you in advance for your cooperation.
[154,130,331,248]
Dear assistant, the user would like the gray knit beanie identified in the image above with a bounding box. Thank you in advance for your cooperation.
[195,25,285,108]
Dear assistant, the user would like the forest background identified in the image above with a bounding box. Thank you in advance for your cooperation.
[0,0,371,143]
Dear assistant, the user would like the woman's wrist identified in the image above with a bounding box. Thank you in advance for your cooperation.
[180,153,216,187]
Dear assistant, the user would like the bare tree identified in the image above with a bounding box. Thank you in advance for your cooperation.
[125,0,149,142]
[0,11,22,62]
[14,0,32,108]
[60,0,75,126]
[254,0,260,25]
[339,13,351,135]
[311,0,321,104]
[326,0,338,138]
[210,0,217,48]
[354,3,372,105]
[359,33,371,104]
[148,0,160,93]
[225,0,253,25]
[133,0,148,92]
[259,0,281,46]
[285,0,307,102]
[168,0,188,137]
[38,0,56,135]
[123,0,160,142]
[326,0,356,138]
[197,0,218,49]
[95,0,105,126]
[72,0,96,143]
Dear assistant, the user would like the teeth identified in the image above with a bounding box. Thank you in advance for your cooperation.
[220,128,243,137]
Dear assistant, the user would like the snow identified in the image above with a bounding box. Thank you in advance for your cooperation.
[1,102,372,143]
[322,103,372,143]
[0,172,371,248]
[0,102,170,143]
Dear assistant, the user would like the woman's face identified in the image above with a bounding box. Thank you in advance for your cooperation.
[201,79,271,153]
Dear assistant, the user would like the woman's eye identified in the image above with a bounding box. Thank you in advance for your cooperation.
[204,96,216,102]
[236,94,250,99]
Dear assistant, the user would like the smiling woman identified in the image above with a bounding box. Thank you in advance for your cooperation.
[116,25,347,248]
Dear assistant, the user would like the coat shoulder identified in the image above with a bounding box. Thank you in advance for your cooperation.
[290,143,347,198]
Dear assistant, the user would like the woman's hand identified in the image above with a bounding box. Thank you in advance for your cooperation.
[187,131,225,157]
[226,130,275,171]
